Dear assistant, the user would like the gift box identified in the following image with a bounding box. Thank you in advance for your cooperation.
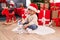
[38,10,50,25]
[52,10,58,19]
[52,18,60,27]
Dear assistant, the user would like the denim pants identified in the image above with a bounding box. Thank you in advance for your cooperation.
[23,22,38,30]
[28,24,38,30]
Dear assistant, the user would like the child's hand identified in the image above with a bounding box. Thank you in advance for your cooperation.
[23,24,29,29]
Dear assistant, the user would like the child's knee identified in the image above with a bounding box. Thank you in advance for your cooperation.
[28,24,38,30]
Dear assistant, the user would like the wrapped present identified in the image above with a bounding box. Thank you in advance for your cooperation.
[50,3,55,10]
[52,18,60,26]
[52,10,58,19]
[38,10,50,25]
[45,10,50,24]
[38,10,44,25]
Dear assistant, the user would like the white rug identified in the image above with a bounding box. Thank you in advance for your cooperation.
[29,26,55,35]
[12,25,55,35]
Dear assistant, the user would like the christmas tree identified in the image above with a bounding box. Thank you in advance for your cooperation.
[31,0,44,3]
[31,0,49,9]
[31,0,44,9]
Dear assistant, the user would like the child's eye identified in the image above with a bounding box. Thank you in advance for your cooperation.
[28,9,33,11]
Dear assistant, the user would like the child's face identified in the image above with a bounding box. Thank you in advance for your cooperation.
[28,9,36,15]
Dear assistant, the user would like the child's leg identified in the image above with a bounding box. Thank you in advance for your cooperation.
[28,24,38,30]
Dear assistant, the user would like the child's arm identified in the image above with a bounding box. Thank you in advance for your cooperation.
[24,15,38,29]
[28,16,37,26]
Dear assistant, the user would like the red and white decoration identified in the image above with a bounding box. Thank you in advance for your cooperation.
[54,0,60,3]
[50,0,60,26]
[50,0,60,8]
[27,3,40,13]
[50,0,60,3]
[38,10,51,26]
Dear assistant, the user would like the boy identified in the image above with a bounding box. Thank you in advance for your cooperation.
[19,3,38,30]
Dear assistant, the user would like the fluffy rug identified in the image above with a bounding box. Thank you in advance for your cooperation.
[12,25,55,35]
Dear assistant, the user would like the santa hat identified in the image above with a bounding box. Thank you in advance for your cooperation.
[28,3,40,13]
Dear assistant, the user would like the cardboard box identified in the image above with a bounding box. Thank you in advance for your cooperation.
[52,10,58,18]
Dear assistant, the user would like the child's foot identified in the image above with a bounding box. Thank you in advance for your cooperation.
[26,28,32,33]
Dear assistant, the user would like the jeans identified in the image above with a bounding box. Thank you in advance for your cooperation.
[28,24,38,30]
[23,22,38,30]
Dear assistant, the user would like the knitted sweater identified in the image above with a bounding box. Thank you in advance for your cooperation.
[23,14,38,26]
